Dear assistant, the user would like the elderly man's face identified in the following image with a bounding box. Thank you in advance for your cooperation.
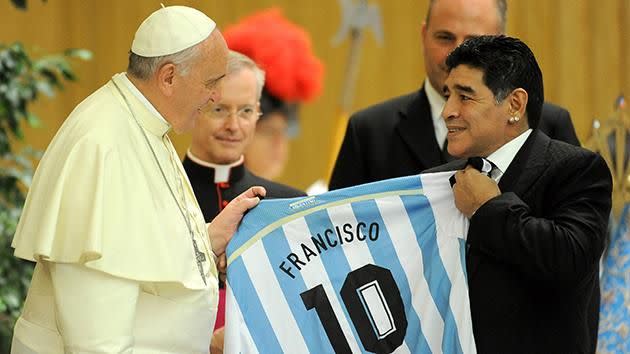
[171,31,228,133]
[190,68,259,164]
[421,0,502,94]
[442,65,512,158]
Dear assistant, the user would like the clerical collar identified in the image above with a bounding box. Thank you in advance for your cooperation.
[111,73,170,137]
[424,79,447,149]
[119,73,169,125]
[186,150,245,183]
[486,129,532,181]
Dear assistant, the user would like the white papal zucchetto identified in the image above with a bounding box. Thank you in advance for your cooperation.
[131,5,216,57]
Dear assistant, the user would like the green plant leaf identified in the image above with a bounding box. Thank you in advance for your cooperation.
[35,79,54,97]
[0,39,85,352]
[1,292,20,310]
[26,113,40,128]
[65,48,93,61]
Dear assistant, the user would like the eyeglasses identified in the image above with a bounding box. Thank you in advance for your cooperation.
[201,104,262,122]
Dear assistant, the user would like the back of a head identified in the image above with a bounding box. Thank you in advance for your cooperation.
[445,35,544,129]
[425,0,508,33]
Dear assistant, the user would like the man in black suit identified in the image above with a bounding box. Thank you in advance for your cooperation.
[329,0,579,190]
[428,35,611,353]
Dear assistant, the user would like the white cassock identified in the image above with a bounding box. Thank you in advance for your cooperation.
[11,73,218,354]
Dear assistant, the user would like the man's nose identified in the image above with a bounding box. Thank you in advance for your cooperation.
[442,98,458,121]
[223,112,241,129]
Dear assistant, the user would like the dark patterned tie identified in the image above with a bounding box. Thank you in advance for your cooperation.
[449,157,497,187]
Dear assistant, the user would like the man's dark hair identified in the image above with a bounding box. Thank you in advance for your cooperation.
[445,35,544,129]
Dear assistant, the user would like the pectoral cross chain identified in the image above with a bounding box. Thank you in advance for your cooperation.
[192,239,207,285]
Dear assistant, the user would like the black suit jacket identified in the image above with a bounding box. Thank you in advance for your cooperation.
[426,130,612,353]
[329,87,580,190]
[183,156,305,222]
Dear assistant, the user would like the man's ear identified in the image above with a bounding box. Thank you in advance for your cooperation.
[509,88,528,118]
[421,21,428,45]
[156,62,177,96]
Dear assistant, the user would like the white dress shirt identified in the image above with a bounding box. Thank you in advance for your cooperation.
[424,79,448,149]
[486,129,533,181]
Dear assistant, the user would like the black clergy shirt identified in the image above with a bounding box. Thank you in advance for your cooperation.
[182,155,306,222]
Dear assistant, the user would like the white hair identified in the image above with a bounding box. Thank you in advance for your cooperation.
[226,50,266,99]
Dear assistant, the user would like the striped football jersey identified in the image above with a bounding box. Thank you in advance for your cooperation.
[224,172,475,354]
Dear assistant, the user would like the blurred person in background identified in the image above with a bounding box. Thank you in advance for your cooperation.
[224,8,324,181]
[329,0,580,191]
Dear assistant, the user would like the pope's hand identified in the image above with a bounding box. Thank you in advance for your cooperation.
[207,186,266,274]
[210,327,225,354]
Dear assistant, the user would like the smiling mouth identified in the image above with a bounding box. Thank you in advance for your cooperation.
[216,137,241,143]
[447,127,465,133]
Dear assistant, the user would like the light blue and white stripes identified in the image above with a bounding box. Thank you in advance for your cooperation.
[225,172,475,354]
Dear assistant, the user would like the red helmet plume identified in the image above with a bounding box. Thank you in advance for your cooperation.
[223,8,324,103]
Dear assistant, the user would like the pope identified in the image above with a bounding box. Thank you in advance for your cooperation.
[9,5,263,353]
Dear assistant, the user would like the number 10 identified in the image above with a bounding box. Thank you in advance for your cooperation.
[300,264,408,353]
